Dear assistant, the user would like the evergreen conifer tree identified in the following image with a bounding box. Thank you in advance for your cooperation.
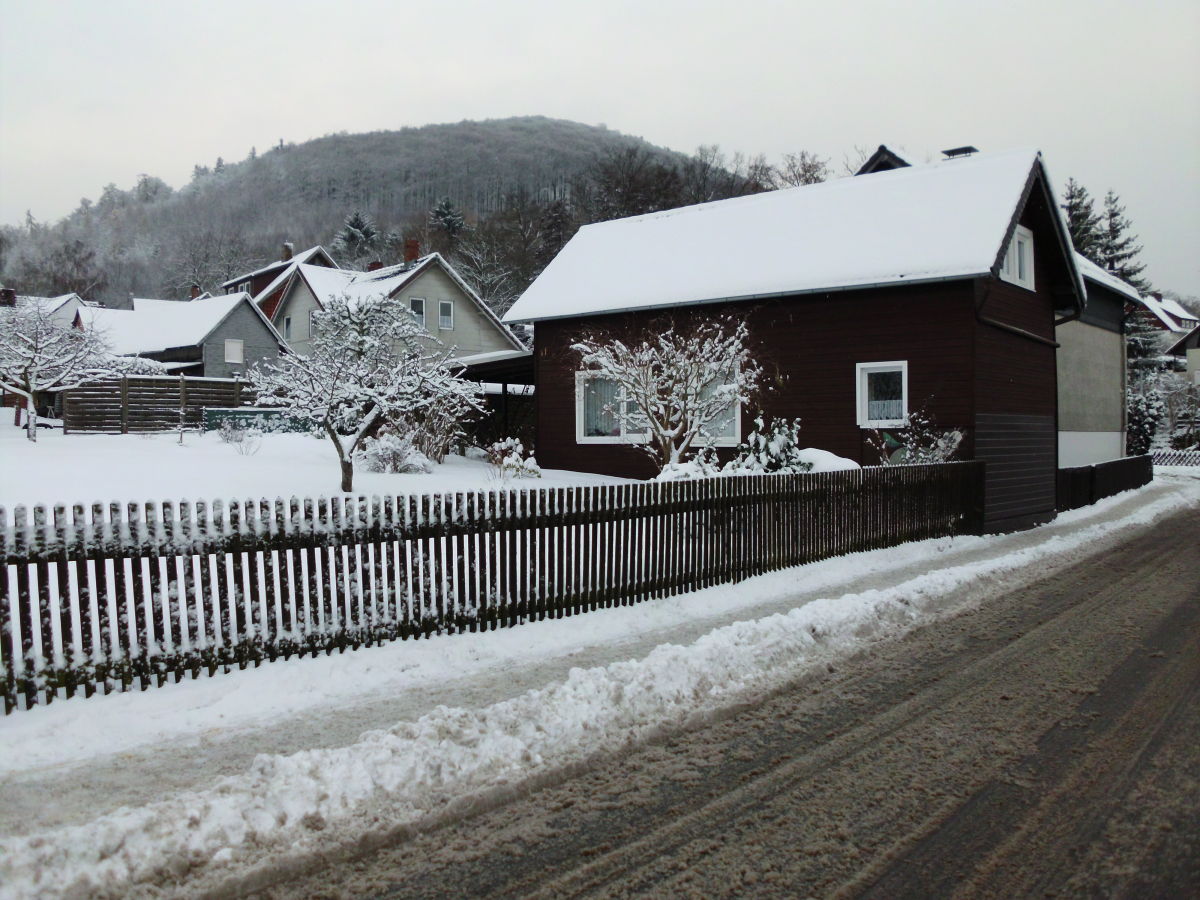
[332,211,382,267]
[429,198,466,239]
[1096,190,1151,292]
[1060,178,1102,261]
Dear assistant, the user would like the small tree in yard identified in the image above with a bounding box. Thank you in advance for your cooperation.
[0,301,115,441]
[572,317,762,471]
[249,293,483,492]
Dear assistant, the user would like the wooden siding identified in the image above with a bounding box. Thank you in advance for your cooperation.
[535,281,978,479]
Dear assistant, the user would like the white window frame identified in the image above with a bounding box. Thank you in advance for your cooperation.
[308,309,318,336]
[282,316,292,340]
[224,339,245,365]
[574,372,741,447]
[410,297,426,329]
[855,360,908,428]
[999,224,1035,291]
[575,373,648,444]
[438,299,454,330]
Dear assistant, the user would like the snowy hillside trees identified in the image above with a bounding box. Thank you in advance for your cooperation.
[249,293,482,491]
[572,317,762,471]
[0,301,115,441]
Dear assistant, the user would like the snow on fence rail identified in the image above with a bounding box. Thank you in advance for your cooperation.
[1152,449,1200,467]
[1056,454,1153,512]
[0,462,984,713]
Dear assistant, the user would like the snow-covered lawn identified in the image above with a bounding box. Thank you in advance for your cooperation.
[1,473,1197,898]
[0,422,625,510]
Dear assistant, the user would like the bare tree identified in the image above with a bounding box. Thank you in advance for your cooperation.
[774,150,830,187]
[572,316,762,470]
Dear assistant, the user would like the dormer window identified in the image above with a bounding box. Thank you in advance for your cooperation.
[999,225,1034,291]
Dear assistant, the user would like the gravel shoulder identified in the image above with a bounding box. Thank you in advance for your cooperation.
[252,503,1200,899]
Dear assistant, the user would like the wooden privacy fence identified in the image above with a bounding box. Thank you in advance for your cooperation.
[63,376,251,434]
[0,462,984,713]
[1056,454,1153,512]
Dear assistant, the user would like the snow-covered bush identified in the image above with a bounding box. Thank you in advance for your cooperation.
[486,437,542,479]
[357,432,434,474]
[724,416,814,475]
[1127,388,1165,455]
[866,408,963,465]
[218,420,264,455]
[656,446,721,481]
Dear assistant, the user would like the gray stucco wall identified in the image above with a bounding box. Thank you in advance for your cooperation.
[201,301,282,378]
[1056,319,1125,432]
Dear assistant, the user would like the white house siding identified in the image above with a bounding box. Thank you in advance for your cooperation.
[273,264,514,360]
[1056,319,1125,466]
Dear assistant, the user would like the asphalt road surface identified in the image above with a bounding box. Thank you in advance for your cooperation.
[253,506,1200,899]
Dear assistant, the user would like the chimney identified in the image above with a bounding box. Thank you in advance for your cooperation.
[189,284,202,300]
[403,238,420,263]
[281,241,294,261]
[0,288,15,307]
[1151,291,1163,301]
[367,260,384,272]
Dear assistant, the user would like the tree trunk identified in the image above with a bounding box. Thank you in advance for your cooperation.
[25,395,37,443]
[340,457,354,493]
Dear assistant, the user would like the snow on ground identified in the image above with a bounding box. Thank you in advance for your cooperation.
[1,473,1197,898]
[0,422,625,510]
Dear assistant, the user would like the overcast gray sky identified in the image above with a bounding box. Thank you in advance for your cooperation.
[2,0,1197,294]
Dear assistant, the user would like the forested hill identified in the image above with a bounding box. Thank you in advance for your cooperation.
[0,118,685,304]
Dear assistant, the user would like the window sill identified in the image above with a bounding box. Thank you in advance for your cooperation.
[860,419,907,429]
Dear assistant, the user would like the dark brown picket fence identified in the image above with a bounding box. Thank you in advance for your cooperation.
[0,462,984,713]
[1056,454,1153,512]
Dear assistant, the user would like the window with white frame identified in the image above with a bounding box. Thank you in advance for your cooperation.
[575,374,647,443]
[224,339,245,365]
[439,300,454,330]
[855,361,907,427]
[283,316,292,340]
[410,297,426,329]
[308,309,318,336]
[999,225,1035,290]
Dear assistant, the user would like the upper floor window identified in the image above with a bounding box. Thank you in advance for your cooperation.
[999,225,1035,291]
[856,360,907,428]
[224,339,245,364]
[409,297,426,329]
[282,316,292,340]
[439,300,454,330]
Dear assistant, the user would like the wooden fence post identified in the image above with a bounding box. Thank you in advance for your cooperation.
[120,377,129,434]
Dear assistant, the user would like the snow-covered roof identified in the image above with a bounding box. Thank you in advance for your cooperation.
[505,148,1080,323]
[1136,294,1190,333]
[1073,253,1142,303]
[221,246,336,289]
[77,293,280,355]
[15,293,89,314]
[1158,296,1198,325]
[452,348,533,366]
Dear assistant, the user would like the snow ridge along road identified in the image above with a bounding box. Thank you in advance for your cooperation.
[0,475,1197,898]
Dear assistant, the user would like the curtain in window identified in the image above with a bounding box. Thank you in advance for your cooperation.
[867,370,903,421]
[583,378,620,436]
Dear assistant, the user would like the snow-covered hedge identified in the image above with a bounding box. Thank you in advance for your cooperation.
[357,432,434,474]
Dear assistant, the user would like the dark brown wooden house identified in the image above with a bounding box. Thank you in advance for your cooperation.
[504,149,1087,533]
[222,244,339,319]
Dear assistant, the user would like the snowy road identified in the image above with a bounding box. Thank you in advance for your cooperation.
[256,504,1200,899]
[1,475,1197,897]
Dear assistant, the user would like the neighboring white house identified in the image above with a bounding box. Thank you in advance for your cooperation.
[13,292,95,325]
[267,254,524,359]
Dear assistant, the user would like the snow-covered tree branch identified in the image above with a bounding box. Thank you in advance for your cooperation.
[572,316,762,470]
[248,292,483,491]
[0,301,119,441]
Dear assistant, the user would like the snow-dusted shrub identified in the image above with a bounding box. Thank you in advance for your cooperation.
[656,446,720,481]
[724,416,814,475]
[487,437,541,479]
[1127,389,1164,455]
[357,432,434,474]
[464,445,490,461]
[866,408,963,465]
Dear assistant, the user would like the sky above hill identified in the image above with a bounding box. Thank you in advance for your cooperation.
[1,0,1197,295]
